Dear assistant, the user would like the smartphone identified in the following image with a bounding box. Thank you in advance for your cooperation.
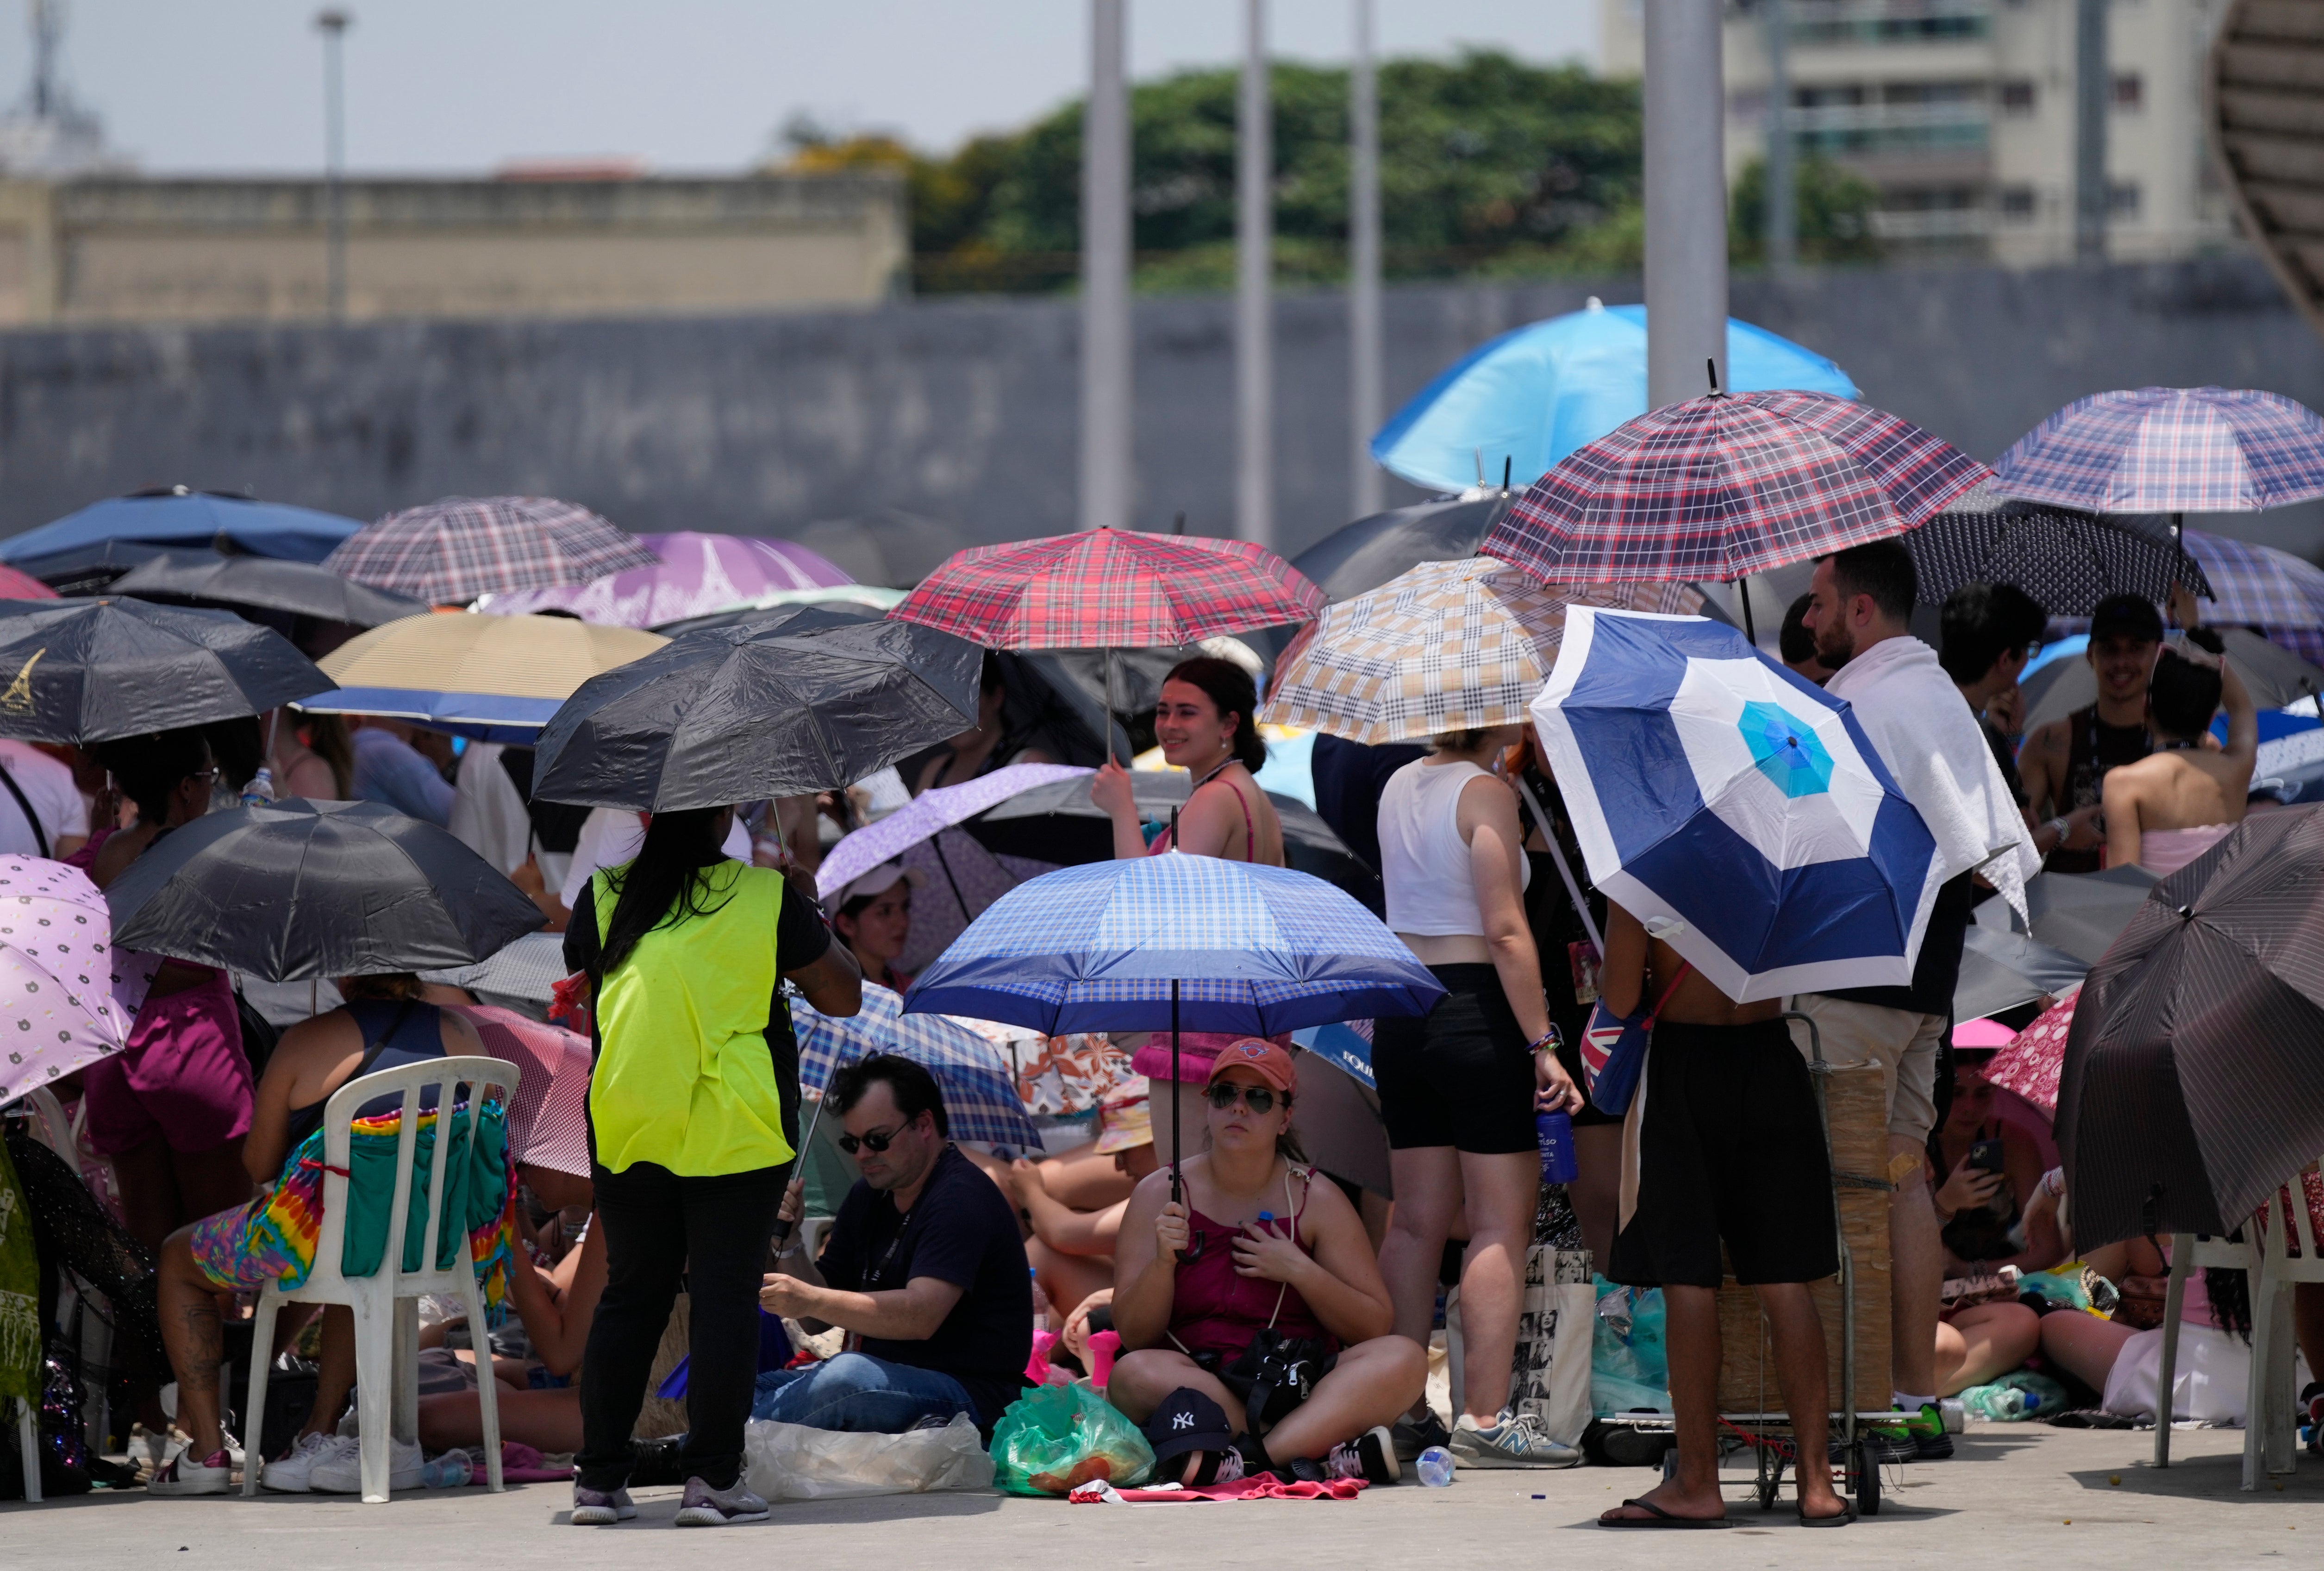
[1968,1138,2006,1176]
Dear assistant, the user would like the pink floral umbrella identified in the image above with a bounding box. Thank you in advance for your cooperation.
[482,531,853,629]
[0,857,161,1106]
[1984,990,2080,1118]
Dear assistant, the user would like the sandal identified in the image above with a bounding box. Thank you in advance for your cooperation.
[1599,1497,1730,1528]
[1798,1500,1857,1528]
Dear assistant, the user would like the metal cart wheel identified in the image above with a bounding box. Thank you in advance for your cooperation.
[1854,1437,1883,1516]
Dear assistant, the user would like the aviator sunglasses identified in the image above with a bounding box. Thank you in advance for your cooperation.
[1206,1082,1282,1115]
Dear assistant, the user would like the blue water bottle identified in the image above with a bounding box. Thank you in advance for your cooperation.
[1536,1110,1578,1185]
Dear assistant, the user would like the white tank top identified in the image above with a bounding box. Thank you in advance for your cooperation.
[1377,757,1530,938]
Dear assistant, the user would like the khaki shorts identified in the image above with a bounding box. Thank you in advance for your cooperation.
[1787,994,1946,1144]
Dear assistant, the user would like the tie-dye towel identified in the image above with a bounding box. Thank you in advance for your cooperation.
[189,1099,516,1308]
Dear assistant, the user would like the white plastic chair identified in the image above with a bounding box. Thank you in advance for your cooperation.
[2155,1167,2324,1487]
[239,1055,520,1503]
[11,1395,34,1502]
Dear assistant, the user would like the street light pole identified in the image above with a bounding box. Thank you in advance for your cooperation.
[1348,0,1383,519]
[1236,0,1273,549]
[1643,0,1727,409]
[1081,0,1133,532]
[2074,0,2107,263]
[316,9,351,322]
[1764,0,1796,277]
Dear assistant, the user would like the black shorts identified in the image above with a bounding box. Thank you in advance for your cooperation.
[1607,1018,1839,1290]
[1371,964,1538,1155]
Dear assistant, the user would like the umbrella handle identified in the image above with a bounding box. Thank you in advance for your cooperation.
[1169,977,1182,1207]
[771,1077,831,1248]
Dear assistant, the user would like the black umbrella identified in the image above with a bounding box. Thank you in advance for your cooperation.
[105,798,545,982]
[785,509,972,590]
[2018,864,2159,964]
[648,598,885,640]
[2018,626,2324,733]
[1903,482,2212,615]
[110,551,428,629]
[1954,923,2090,1024]
[1291,495,1509,602]
[2057,805,2324,1245]
[532,618,981,810]
[0,596,335,744]
[11,539,188,597]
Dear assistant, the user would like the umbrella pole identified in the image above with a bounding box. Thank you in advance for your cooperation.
[2171,512,2188,623]
[1736,577,1758,647]
[928,831,975,927]
[771,1088,831,1250]
[1170,976,1183,1206]
[1108,647,1124,765]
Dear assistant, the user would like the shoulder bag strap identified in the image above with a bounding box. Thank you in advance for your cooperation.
[1513,774,1601,954]
[0,760,47,859]
[1641,962,1693,1029]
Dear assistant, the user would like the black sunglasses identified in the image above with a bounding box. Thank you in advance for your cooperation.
[838,1121,907,1155]
[1206,1083,1281,1115]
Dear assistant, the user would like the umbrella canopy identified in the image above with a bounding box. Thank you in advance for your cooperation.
[301,611,668,743]
[1983,991,2078,1118]
[1370,302,1859,496]
[2056,806,2324,1244]
[817,763,1094,902]
[2015,627,2324,734]
[1484,390,1990,586]
[2184,528,2324,666]
[904,853,1444,1037]
[0,596,336,745]
[786,510,973,590]
[480,530,853,628]
[323,496,661,605]
[454,1002,592,1177]
[1259,558,1702,745]
[791,982,1042,1148]
[1531,606,1942,1001]
[1991,387,2324,514]
[1954,925,2089,1026]
[1900,482,2212,614]
[890,527,1325,650]
[2005,864,2159,965]
[109,550,429,629]
[0,566,56,601]
[423,930,570,1008]
[9,539,185,597]
[1291,496,1509,603]
[531,617,981,811]
[104,798,546,982]
[0,488,364,567]
[0,856,160,1108]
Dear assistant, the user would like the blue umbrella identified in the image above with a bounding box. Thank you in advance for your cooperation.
[790,981,1042,1150]
[1530,606,1941,1002]
[0,489,365,566]
[1369,301,1858,497]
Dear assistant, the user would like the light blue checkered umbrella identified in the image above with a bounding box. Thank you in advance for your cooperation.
[1531,607,1943,1002]
[1991,387,2324,513]
[789,981,1041,1149]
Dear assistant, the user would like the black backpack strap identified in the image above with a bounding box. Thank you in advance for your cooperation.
[0,760,48,859]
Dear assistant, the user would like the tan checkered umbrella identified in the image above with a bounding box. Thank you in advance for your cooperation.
[1258,558,1700,745]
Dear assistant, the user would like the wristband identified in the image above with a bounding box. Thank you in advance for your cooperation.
[2045,816,2069,846]
[1529,1025,1563,1054]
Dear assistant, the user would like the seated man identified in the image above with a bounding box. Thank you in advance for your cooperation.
[758,1054,1031,1433]
[1006,1084,1159,1324]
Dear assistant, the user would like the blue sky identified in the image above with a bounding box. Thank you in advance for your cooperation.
[18,0,1601,175]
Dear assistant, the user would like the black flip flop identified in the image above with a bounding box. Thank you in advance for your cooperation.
[1798,1501,1857,1528]
[1599,1497,1731,1529]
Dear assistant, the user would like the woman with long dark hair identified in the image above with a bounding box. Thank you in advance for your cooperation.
[561,805,860,1528]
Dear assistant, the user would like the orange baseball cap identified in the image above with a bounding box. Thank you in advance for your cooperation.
[1206,1037,1297,1096]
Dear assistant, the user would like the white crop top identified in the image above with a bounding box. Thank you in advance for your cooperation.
[1377,757,1530,937]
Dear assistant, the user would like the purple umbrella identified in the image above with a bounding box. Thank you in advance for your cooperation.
[1991,387,2324,513]
[324,496,661,605]
[817,763,1092,902]
[2185,529,2324,665]
[0,856,160,1108]
[484,531,855,629]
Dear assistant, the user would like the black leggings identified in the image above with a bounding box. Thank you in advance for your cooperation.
[575,1160,788,1492]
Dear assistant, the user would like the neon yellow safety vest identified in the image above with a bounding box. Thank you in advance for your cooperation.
[589,859,796,1177]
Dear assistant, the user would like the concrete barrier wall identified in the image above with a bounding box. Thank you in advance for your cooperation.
[1,252,2318,563]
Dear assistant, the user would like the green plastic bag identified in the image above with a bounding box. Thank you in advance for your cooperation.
[988,1381,1155,1496]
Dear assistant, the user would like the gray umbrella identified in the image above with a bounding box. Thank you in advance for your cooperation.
[111,550,429,629]
[2008,865,2159,965]
[2018,626,2324,733]
[1955,924,2091,1024]
[0,596,335,744]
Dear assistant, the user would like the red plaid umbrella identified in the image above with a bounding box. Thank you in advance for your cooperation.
[1985,989,2079,1117]
[453,1003,593,1178]
[323,495,660,605]
[0,564,57,600]
[1482,390,1991,584]
[889,527,1324,648]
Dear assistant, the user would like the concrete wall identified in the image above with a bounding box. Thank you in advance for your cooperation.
[0,252,2318,563]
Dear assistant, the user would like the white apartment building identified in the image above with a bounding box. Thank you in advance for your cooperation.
[1601,0,2239,263]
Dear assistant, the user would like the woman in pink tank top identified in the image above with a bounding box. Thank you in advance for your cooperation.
[1104,1039,1422,1483]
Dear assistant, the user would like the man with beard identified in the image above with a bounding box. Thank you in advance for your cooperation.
[2014,593,2165,874]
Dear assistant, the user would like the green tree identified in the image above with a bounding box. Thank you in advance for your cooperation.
[1729,154,1883,266]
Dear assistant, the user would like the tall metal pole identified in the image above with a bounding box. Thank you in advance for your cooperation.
[2074,0,2107,263]
[1643,0,1728,407]
[317,9,351,321]
[1764,0,1796,277]
[1236,0,1274,548]
[1081,0,1133,532]
[1348,0,1384,519]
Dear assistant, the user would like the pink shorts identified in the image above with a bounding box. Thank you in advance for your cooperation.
[81,968,251,1157]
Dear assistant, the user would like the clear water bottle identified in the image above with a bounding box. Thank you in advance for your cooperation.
[1959,1383,2028,1422]
[239,765,276,809]
[1416,1446,1456,1487]
[1536,1111,1578,1185]
[419,1447,472,1488]
[1030,1268,1051,1337]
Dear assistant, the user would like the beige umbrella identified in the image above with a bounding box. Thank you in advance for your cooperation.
[296,611,666,741]
[1258,557,1700,745]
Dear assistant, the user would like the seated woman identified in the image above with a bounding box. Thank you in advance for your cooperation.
[828,861,924,994]
[2103,628,2258,875]
[1107,1040,1423,1486]
[416,1163,606,1457]
[1927,1051,2043,1396]
[147,972,485,1496]
[1006,1087,1158,1324]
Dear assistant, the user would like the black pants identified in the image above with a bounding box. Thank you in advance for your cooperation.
[576,1160,788,1492]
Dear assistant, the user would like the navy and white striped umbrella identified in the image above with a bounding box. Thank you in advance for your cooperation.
[1530,607,1942,1002]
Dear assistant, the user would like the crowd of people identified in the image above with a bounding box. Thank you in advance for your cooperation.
[6,542,2319,1528]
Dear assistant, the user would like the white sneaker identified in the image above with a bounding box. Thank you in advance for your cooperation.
[570,1484,637,1525]
[148,1446,234,1496]
[263,1432,357,1493]
[1449,1410,1582,1469]
[310,1436,425,1495]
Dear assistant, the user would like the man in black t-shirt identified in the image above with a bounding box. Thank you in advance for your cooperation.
[758,1054,1032,1432]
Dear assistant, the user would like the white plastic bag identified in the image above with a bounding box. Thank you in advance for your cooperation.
[743,1412,996,1502]
[1445,1246,1594,1447]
